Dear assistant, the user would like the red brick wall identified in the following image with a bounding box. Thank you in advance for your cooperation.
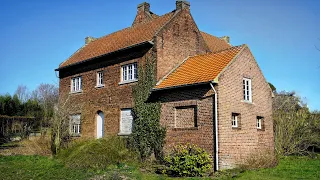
[155,9,209,81]
[59,53,151,138]
[216,47,274,169]
[158,86,214,156]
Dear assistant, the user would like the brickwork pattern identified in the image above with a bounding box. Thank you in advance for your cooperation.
[159,87,214,156]
[216,47,274,169]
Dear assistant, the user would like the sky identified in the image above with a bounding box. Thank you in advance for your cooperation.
[0,0,319,110]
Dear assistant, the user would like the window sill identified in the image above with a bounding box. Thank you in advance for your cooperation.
[232,126,241,130]
[172,127,198,131]
[70,90,83,94]
[95,84,105,88]
[71,134,81,137]
[118,132,131,136]
[257,128,264,131]
[241,100,254,105]
[118,79,138,85]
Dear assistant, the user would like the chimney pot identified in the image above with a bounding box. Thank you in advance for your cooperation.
[85,36,96,44]
[176,0,190,11]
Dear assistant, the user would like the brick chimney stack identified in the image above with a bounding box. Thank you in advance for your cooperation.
[137,2,150,14]
[132,2,152,26]
[176,0,190,11]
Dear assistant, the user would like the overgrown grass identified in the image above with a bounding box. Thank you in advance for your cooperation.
[0,155,319,179]
[0,155,93,180]
[0,136,51,156]
[235,155,320,179]
[56,136,138,169]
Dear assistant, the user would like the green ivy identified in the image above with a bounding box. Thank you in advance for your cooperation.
[163,144,213,177]
[130,54,166,161]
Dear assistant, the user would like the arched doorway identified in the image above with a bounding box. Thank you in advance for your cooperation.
[96,111,104,138]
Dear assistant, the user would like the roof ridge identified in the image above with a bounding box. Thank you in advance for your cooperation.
[189,44,245,59]
[86,11,174,43]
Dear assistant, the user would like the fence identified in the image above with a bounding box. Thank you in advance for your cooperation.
[0,115,40,144]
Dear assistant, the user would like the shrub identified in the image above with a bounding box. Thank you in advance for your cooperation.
[239,149,278,170]
[56,136,137,169]
[163,144,212,177]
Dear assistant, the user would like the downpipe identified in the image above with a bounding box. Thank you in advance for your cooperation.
[210,82,219,171]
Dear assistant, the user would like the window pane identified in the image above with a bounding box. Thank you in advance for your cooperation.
[129,65,133,80]
[134,63,138,79]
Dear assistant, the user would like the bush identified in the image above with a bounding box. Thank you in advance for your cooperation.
[239,149,278,170]
[56,136,137,169]
[162,144,212,177]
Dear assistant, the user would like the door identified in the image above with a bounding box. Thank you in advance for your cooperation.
[96,111,104,138]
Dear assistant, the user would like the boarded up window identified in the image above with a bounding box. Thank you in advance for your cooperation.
[119,109,133,135]
[175,106,197,128]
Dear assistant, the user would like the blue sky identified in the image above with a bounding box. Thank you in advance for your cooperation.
[0,0,319,110]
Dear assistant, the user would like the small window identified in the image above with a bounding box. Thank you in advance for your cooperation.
[71,77,82,93]
[257,116,264,129]
[231,113,240,128]
[70,114,81,136]
[96,71,104,87]
[121,63,138,83]
[243,78,252,102]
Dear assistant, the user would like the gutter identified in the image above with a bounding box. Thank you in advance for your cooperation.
[152,81,211,92]
[210,82,219,171]
[55,41,154,71]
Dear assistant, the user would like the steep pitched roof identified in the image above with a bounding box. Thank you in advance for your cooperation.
[200,31,231,53]
[154,45,246,90]
[59,12,174,68]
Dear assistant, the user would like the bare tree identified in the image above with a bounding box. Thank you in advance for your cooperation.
[32,83,59,130]
[14,85,30,103]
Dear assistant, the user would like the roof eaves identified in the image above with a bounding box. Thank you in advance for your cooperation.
[152,81,213,92]
[55,41,154,71]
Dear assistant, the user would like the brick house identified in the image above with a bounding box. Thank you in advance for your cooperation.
[55,1,274,170]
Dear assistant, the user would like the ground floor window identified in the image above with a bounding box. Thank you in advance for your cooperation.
[119,109,133,135]
[70,114,81,136]
[257,116,264,129]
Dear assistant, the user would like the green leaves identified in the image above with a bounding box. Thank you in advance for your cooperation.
[163,144,212,177]
[130,54,166,162]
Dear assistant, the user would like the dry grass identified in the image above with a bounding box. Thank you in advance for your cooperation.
[239,149,278,170]
[0,136,51,156]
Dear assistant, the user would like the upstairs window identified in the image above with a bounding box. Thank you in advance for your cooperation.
[71,77,82,93]
[121,63,138,83]
[70,114,81,136]
[231,113,240,128]
[243,78,252,102]
[257,116,264,129]
[96,71,104,87]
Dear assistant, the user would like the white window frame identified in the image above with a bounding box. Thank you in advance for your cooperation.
[232,113,238,128]
[70,114,81,136]
[120,63,138,84]
[257,116,263,129]
[96,71,104,87]
[71,76,82,93]
[243,78,252,102]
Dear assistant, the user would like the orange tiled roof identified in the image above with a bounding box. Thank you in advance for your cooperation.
[59,12,174,68]
[200,31,231,53]
[155,45,246,89]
